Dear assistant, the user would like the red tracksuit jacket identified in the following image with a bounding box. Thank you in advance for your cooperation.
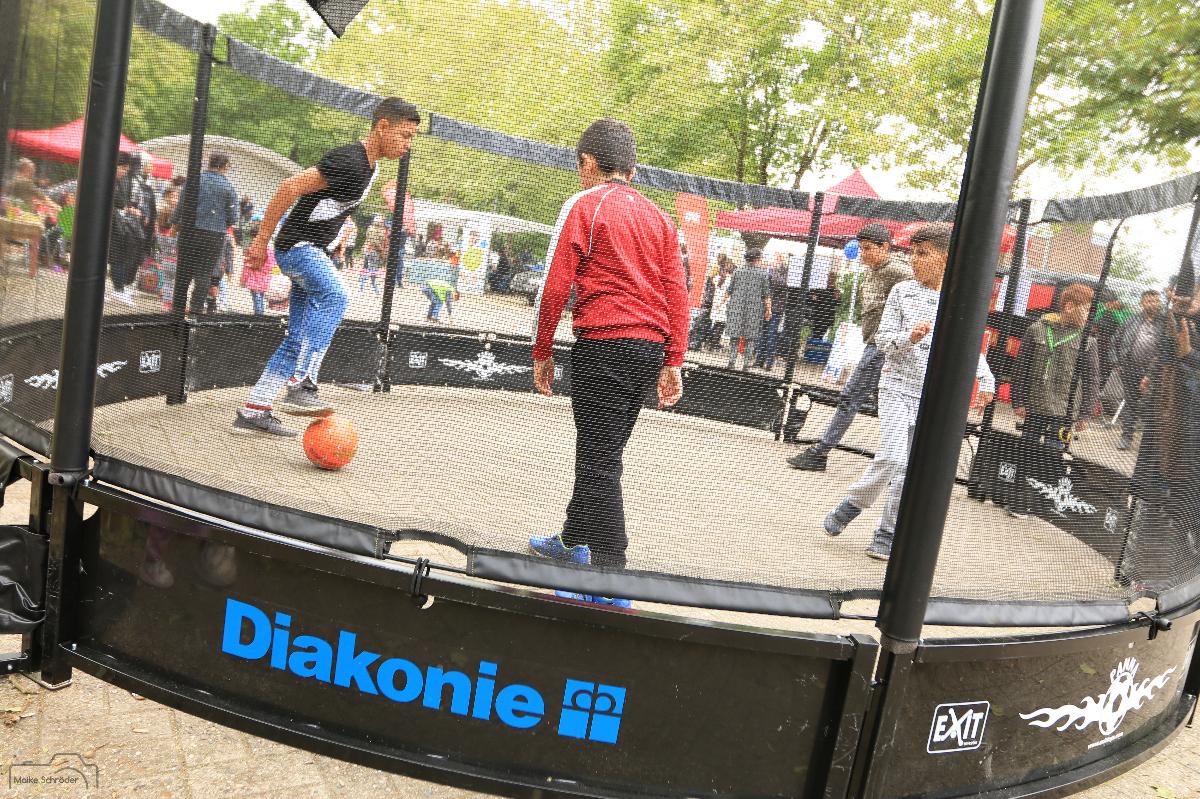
[532,180,691,367]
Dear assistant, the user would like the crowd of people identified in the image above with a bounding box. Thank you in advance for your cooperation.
[688,246,842,371]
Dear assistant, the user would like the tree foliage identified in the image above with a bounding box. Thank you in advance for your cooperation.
[10,0,1200,216]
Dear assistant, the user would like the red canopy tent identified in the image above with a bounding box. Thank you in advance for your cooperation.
[8,118,174,179]
[714,170,1016,253]
[713,170,903,242]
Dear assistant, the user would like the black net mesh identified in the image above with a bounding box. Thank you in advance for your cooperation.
[4,0,1199,620]
[0,1,92,453]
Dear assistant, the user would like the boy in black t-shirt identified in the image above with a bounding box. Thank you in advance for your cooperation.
[233,98,420,436]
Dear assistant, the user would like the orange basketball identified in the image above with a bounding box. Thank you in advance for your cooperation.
[302,415,358,470]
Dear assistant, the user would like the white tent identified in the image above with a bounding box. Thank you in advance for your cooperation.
[411,199,553,237]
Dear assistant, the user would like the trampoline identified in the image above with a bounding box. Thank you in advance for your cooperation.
[2,0,1200,797]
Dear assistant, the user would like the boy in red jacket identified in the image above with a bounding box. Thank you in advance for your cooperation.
[528,119,690,606]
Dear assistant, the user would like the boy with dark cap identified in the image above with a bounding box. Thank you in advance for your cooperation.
[528,118,690,607]
[789,222,911,470]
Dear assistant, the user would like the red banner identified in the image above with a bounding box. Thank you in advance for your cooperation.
[675,193,711,306]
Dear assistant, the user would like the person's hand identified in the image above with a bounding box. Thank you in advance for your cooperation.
[657,366,683,408]
[127,207,143,219]
[1178,319,1192,358]
[910,321,932,343]
[973,391,994,410]
[245,237,268,272]
[1140,376,1150,395]
[1014,406,1026,419]
[533,357,555,397]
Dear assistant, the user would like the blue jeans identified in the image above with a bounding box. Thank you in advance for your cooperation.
[755,313,785,368]
[251,290,265,316]
[247,245,348,407]
[818,343,884,452]
[423,284,444,318]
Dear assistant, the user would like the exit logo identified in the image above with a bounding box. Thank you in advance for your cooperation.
[927,701,989,754]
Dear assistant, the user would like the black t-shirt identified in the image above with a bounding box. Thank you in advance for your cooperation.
[275,142,377,254]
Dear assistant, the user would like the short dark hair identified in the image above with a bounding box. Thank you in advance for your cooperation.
[373,97,421,127]
[1060,282,1094,309]
[576,118,637,175]
[208,151,231,171]
[858,223,892,245]
[1141,289,1161,299]
[909,222,953,252]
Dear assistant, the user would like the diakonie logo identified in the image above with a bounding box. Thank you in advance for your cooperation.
[220,599,626,743]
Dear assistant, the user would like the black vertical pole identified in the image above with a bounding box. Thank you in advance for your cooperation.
[1176,195,1200,300]
[1062,219,1123,434]
[876,0,1045,647]
[376,151,412,393]
[1002,198,1032,315]
[782,191,824,384]
[167,23,216,404]
[0,0,23,172]
[854,5,1045,796]
[40,0,135,687]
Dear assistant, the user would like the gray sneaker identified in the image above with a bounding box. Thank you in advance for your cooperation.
[866,529,893,561]
[823,499,862,537]
[788,446,828,471]
[280,380,334,417]
[231,410,299,437]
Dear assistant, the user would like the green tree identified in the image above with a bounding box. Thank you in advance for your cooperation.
[217,0,326,64]
[603,0,924,187]
[892,1,1200,194]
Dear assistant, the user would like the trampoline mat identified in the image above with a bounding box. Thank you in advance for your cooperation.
[88,384,1122,604]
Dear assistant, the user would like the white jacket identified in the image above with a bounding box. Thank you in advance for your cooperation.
[875,279,995,399]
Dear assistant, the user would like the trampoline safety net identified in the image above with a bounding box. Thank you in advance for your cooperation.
[2,0,1199,623]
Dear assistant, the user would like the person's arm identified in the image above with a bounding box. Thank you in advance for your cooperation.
[532,196,588,394]
[245,168,329,271]
[1010,325,1035,416]
[872,285,912,355]
[224,181,239,230]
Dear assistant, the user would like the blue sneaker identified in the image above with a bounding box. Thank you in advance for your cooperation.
[823,499,862,537]
[554,591,632,609]
[529,533,592,565]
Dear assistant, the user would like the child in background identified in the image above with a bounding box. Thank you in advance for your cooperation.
[360,215,387,295]
[241,221,273,315]
[423,278,459,323]
[820,223,995,561]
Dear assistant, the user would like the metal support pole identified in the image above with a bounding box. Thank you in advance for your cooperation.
[167,23,216,404]
[783,192,824,384]
[1176,194,1200,300]
[876,0,1046,648]
[41,0,136,687]
[376,152,412,393]
[1002,198,1032,315]
[0,0,26,172]
[1062,219,1124,430]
